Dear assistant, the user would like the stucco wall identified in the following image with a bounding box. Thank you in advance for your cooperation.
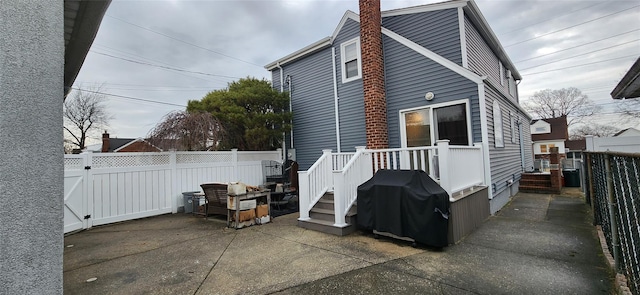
[0,1,64,294]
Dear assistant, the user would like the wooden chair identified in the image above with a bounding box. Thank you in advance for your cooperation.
[200,183,228,219]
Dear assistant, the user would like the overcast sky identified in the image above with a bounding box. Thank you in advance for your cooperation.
[72,0,640,145]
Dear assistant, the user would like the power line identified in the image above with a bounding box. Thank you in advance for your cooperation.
[91,51,243,79]
[521,54,637,76]
[517,39,639,71]
[71,87,188,107]
[505,4,640,48]
[514,29,640,63]
[105,14,263,68]
[497,1,606,36]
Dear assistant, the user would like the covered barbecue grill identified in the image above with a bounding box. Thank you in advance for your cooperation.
[356,169,450,247]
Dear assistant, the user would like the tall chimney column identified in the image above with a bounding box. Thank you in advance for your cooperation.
[359,0,388,149]
[102,131,110,152]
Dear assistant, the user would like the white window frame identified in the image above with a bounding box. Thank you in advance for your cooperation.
[499,61,504,86]
[510,111,516,143]
[399,99,472,148]
[340,37,362,83]
[506,70,515,97]
[493,101,504,148]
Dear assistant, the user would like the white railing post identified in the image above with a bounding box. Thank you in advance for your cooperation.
[333,170,347,227]
[170,151,178,213]
[474,142,489,188]
[277,148,283,163]
[322,149,333,189]
[298,171,310,221]
[231,148,238,181]
[437,140,452,196]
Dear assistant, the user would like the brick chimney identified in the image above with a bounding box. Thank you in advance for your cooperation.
[102,131,110,152]
[359,0,388,149]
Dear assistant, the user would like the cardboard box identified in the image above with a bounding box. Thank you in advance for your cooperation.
[255,204,269,218]
[227,197,257,210]
[238,209,256,222]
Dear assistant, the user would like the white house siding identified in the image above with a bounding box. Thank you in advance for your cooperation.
[382,8,463,66]
[334,18,367,153]
[272,48,337,170]
[382,34,481,148]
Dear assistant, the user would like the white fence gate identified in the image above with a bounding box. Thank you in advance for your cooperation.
[63,149,281,233]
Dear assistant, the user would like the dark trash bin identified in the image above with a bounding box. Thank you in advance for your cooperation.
[564,169,580,187]
[182,191,200,213]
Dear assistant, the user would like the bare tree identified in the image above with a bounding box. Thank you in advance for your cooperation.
[523,87,600,126]
[147,111,225,151]
[569,123,619,140]
[64,87,111,150]
[615,98,640,121]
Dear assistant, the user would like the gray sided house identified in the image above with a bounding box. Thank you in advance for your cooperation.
[266,0,533,214]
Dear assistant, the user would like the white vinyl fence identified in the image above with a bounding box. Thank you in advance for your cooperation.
[64,149,281,233]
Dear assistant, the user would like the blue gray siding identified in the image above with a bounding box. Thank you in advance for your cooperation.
[383,34,480,148]
[334,19,366,152]
[277,48,336,170]
[382,8,463,66]
[271,68,281,91]
[485,83,530,196]
[465,16,518,104]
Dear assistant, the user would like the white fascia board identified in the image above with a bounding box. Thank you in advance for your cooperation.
[382,0,467,17]
[458,6,468,69]
[264,37,332,70]
[463,0,521,80]
[331,10,360,42]
[381,27,484,84]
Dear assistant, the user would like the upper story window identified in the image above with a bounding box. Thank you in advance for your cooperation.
[507,70,516,97]
[341,37,362,83]
[499,61,504,86]
[493,101,504,148]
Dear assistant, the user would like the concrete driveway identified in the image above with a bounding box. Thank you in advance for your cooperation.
[64,189,613,294]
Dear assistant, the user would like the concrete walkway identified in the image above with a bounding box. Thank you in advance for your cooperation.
[64,189,613,294]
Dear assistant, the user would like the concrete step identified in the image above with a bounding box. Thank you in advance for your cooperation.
[298,218,357,236]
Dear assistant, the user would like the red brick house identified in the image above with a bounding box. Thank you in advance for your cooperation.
[101,132,161,153]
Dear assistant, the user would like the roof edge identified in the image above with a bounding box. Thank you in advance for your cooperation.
[264,37,332,70]
[611,57,640,99]
[463,0,521,80]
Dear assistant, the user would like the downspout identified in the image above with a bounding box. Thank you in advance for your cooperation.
[276,62,287,161]
[286,75,293,148]
[331,47,342,153]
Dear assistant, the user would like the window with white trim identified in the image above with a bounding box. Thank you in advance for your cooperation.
[507,70,516,97]
[510,111,516,143]
[493,101,504,148]
[340,37,361,83]
[499,61,504,86]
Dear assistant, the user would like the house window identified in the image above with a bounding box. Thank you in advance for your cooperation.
[493,101,504,147]
[401,100,471,148]
[540,144,548,153]
[507,70,516,97]
[434,104,469,145]
[340,37,361,83]
[499,61,504,86]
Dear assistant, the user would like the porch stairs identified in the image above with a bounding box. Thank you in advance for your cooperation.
[297,192,358,236]
[519,173,555,193]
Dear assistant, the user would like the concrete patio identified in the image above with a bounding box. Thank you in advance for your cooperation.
[64,188,614,294]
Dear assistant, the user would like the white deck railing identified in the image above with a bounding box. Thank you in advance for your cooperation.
[298,150,333,220]
[298,140,486,226]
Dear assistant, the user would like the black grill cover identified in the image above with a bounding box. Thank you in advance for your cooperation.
[357,169,450,247]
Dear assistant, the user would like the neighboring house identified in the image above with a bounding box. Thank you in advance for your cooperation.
[530,116,568,160]
[266,0,533,214]
[613,127,640,137]
[101,132,162,152]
